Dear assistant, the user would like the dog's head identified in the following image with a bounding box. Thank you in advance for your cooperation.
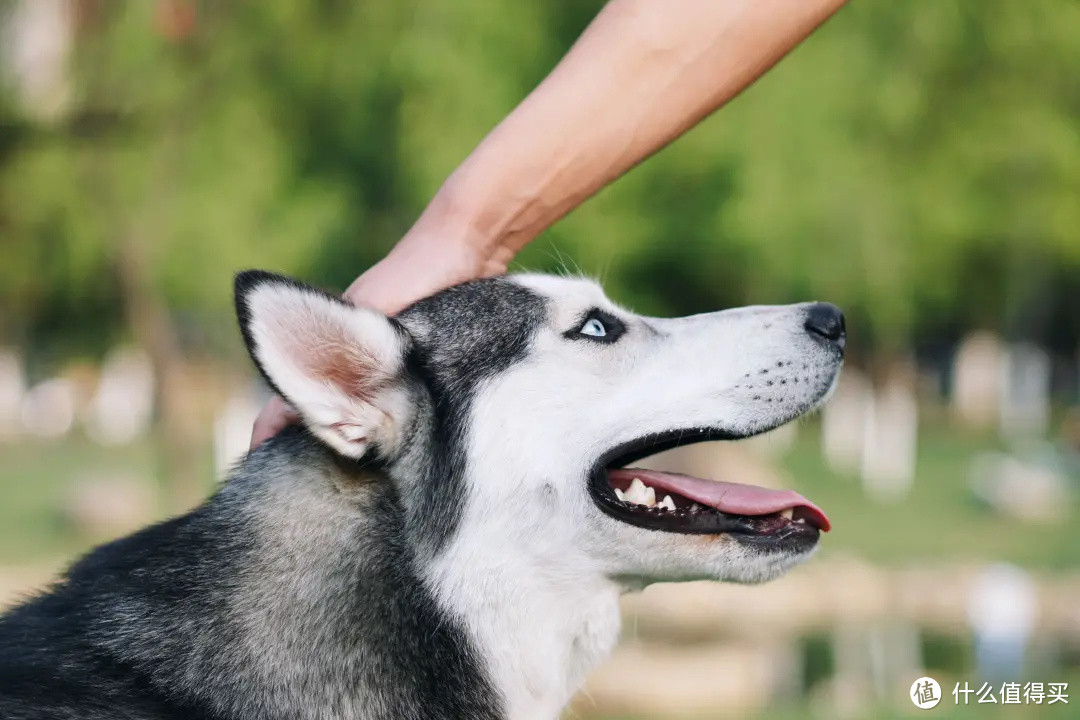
[235,271,843,585]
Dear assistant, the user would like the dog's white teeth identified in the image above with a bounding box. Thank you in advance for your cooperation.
[620,478,660,508]
[780,508,794,520]
[624,477,649,506]
[659,495,676,512]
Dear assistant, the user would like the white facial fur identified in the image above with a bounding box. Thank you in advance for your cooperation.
[427,274,843,717]
[448,274,840,579]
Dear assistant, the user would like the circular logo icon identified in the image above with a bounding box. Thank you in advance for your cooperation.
[910,676,942,709]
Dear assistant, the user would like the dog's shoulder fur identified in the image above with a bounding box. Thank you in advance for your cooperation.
[0,427,501,720]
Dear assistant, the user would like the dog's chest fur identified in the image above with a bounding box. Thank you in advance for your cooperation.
[428,513,623,719]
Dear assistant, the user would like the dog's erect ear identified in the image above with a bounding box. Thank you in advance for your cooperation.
[234,270,412,459]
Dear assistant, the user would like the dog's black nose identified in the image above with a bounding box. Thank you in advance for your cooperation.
[804,302,846,350]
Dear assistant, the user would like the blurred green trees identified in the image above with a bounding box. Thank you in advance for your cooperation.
[2,0,1079,366]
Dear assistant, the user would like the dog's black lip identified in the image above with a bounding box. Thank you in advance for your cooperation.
[588,427,820,547]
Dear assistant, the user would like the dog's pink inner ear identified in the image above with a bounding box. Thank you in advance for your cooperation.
[308,343,383,402]
[277,312,385,401]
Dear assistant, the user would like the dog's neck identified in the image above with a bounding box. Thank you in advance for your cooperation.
[420,480,624,720]
[386,400,626,718]
[259,439,624,720]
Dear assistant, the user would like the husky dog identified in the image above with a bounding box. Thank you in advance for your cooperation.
[0,271,844,720]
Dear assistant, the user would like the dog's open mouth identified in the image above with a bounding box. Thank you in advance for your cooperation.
[589,428,829,550]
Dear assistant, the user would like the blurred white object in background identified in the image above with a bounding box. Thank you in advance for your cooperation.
[968,450,1070,523]
[999,343,1051,440]
[951,331,1004,430]
[860,370,918,504]
[822,366,918,503]
[0,0,73,120]
[84,347,155,446]
[967,563,1037,682]
[831,619,921,713]
[213,389,264,476]
[822,368,873,476]
[20,377,75,438]
[0,349,25,439]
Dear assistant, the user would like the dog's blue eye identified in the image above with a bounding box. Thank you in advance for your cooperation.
[580,318,607,337]
[568,310,625,344]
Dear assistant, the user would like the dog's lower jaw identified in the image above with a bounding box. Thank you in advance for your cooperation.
[425,546,623,720]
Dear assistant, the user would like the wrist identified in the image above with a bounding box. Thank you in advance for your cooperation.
[404,183,489,257]
[396,180,514,278]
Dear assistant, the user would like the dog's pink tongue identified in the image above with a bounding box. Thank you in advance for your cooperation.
[608,468,830,531]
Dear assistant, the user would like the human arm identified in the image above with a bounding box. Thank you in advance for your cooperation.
[251,0,849,448]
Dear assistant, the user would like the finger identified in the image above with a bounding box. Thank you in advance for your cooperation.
[249,396,300,450]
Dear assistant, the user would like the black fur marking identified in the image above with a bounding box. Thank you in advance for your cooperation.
[397,277,547,554]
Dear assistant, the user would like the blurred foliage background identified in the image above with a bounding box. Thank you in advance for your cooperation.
[3,0,1080,362]
[1,1,1079,718]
